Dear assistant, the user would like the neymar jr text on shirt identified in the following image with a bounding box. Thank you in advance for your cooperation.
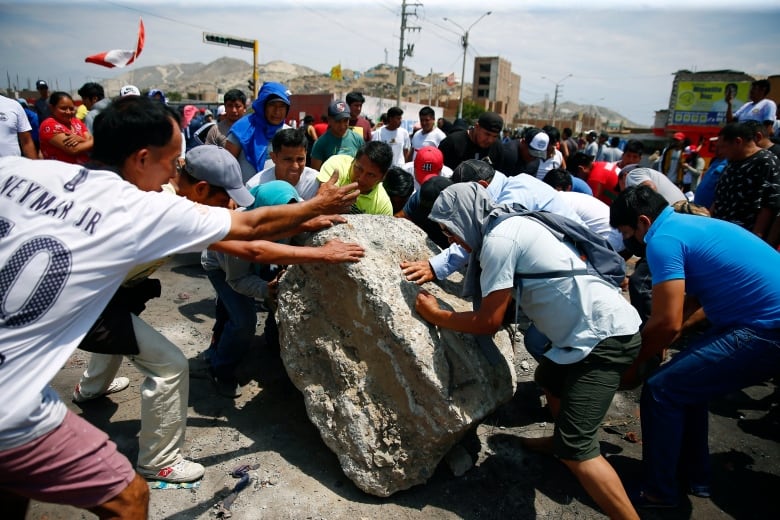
[0,172,103,236]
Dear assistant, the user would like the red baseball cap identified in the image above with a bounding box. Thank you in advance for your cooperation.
[673,132,686,141]
[414,146,444,185]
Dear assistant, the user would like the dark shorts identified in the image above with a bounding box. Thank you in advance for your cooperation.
[0,410,136,508]
[535,332,641,461]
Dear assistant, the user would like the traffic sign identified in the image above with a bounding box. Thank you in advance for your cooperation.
[202,32,255,50]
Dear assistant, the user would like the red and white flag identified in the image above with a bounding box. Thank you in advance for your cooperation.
[85,18,145,68]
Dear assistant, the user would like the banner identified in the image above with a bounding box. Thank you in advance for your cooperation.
[671,80,751,125]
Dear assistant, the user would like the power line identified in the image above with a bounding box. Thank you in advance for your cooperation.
[104,0,205,30]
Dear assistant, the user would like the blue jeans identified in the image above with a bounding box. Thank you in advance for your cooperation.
[641,326,780,502]
[205,270,257,381]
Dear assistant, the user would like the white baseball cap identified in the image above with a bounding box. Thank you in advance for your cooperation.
[120,85,141,97]
[528,132,550,159]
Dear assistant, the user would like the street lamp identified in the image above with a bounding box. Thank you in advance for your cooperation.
[541,73,573,127]
[443,11,492,119]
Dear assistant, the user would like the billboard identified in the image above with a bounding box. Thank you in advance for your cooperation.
[671,81,752,125]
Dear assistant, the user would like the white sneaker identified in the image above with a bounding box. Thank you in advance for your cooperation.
[72,377,130,403]
[138,459,205,483]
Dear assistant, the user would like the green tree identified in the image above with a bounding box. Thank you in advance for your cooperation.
[462,100,486,122]
[167,91,182,102]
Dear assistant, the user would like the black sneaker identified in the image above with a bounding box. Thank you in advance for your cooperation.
[208,368,242,398]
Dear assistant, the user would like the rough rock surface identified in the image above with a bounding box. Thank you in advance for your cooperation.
[276,215,516,497]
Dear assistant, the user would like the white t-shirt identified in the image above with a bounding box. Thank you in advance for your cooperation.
[410,127,447,158]
[536,149,563,179]
[372,126,411,166]
[246,165,321,201]
[556,191,625,252]
[0,95,32,157]
[479,217,641,364]
[0,157,232,450]
[734,98,777,123]
[625,168,686,204]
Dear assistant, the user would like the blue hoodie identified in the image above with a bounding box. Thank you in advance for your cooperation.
[229,82,290,170]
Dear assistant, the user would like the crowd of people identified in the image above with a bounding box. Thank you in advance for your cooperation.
[0,77,778,520]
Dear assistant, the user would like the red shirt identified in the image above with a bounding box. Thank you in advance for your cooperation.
[349,117,373,141]
[587,161,620,205]
[313,122,328,137]
[39,117,90,164]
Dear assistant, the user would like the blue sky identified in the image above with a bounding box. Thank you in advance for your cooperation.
[2,0,779,126]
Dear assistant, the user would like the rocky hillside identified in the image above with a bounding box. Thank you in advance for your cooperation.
[110,57,639,125]
[111,57,322,96]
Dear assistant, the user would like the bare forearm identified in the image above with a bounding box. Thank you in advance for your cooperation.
[238,240,334,265]
[638,318,679,365]
[421,307,501,335]
[225,199,320,241]
[752,207,775,241]
[19,134,37,159]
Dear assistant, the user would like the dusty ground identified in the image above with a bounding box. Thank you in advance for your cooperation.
[29,253,778,520]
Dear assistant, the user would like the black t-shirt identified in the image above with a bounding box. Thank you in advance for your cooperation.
[499,139,540,177]
[438,129,503,171]
[714,148,780,230]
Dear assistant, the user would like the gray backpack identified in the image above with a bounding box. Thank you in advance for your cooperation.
[483,203,626,288]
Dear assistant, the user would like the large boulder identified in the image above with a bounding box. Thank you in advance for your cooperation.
[276,215,516,497]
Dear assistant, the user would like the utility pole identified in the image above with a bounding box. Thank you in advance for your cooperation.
[542,74,572,127]
[396,0,421,105]
[443,11,491,119]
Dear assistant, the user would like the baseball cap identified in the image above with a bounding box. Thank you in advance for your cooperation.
[183,145,254,207]
[217,105,226,117]
[452,159,496,184]
[673,132,686,141]
[328,100,350,121]
[528,132,550,159]
[599,131,609,139]
[419,176,453,211]
[477,112,504,133]
[247,180,302,210]
[414,146,444,185]
[36,80,48,90]
[120,85,141,97]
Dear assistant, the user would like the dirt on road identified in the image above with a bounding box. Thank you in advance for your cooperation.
[30,254,778,520]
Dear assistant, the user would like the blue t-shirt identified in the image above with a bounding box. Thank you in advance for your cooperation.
[645,206,780,330]
[693,157,727,209]
[571,176,593,196]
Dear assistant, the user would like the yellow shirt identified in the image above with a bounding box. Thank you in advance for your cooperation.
[317,155,392,216]
[75,104,88,120]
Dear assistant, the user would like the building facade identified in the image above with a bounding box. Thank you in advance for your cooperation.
[472,56,521,123]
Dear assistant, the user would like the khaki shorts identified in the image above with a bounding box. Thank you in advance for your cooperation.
[0,410,136,508]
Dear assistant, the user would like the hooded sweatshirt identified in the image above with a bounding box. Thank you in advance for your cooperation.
[229,82,290,171]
